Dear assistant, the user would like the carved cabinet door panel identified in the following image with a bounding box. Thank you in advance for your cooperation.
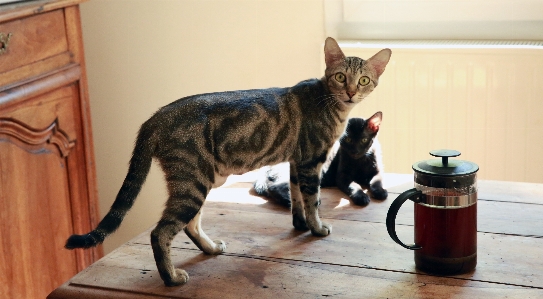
[0,83,82,298]
[0,2,101,298]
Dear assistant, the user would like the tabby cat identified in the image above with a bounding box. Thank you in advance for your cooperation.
[254,112,387,207]
[65,37,391,286]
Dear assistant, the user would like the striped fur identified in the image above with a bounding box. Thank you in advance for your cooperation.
[255,112,387,207]
[65,38,391,286]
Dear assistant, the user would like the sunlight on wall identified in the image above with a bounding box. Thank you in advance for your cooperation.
[340,44,543,183]
[80,0,325,254]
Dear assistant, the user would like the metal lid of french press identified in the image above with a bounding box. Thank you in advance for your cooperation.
[412,149,479,176]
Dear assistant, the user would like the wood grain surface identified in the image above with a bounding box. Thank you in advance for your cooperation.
[48,174,543,298]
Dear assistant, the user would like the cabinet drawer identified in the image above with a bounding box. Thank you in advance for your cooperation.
[0,9,70,88]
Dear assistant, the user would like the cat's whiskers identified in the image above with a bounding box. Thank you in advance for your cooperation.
[316,94,341,112]
[315,94,336,104]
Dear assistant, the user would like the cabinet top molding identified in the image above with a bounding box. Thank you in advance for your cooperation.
[0,0,86,23]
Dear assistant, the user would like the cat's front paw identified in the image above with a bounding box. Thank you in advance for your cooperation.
[211,240,227,254]
[293,213,309,231]
[311,222,332,236]
[370,187,388,200]
[164,269,189,287]
[200,239,226,255]
[350,190,370,206]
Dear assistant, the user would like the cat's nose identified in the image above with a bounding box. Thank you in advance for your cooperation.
[347,92,356,99]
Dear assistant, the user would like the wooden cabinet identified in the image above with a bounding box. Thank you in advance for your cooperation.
[0,1,102,298]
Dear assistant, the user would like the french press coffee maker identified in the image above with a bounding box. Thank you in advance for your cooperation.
[386,149,479,274]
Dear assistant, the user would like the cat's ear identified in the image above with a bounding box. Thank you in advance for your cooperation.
[324,37,345,67]
[366,49,392,78]
[366,111,382,133]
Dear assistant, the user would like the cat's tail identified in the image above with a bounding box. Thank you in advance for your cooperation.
[65,123,156,249]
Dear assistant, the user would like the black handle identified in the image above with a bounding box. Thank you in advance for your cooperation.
[386,188,423,250]
[429,149,461,167]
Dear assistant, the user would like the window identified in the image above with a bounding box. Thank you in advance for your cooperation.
[324,0,543,40]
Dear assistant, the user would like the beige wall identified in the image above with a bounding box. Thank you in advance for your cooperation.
[80,0,325,253]
[80,1,543,254]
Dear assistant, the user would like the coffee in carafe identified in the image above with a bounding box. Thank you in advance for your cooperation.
[386,149,479,274]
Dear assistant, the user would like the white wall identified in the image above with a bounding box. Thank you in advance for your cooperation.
[342,46,543,183]
[326,0,543,40]
[80,0,325,253]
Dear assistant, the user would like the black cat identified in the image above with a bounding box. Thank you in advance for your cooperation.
[254,112,387,206]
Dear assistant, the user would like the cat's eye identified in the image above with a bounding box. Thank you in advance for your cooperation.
[362,138,368,143]
[335,73,346,83]
[359,76,370,86]
[344,137,351,143]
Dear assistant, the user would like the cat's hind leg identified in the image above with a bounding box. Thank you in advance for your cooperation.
[150,172,210,286]
[151,220,189,286]
[184,209,226,254]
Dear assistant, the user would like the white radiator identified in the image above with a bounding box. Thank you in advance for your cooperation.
[333,41,543,183]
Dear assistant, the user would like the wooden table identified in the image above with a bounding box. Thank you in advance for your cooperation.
[48,173,543,298]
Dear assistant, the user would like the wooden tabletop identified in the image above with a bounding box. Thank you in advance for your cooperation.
[48,173,543,298]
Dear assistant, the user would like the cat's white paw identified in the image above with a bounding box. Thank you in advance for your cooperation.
[164,269,189,287]
[201,239,226,255]
[213,240,226,254]
[311,222,332,236]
